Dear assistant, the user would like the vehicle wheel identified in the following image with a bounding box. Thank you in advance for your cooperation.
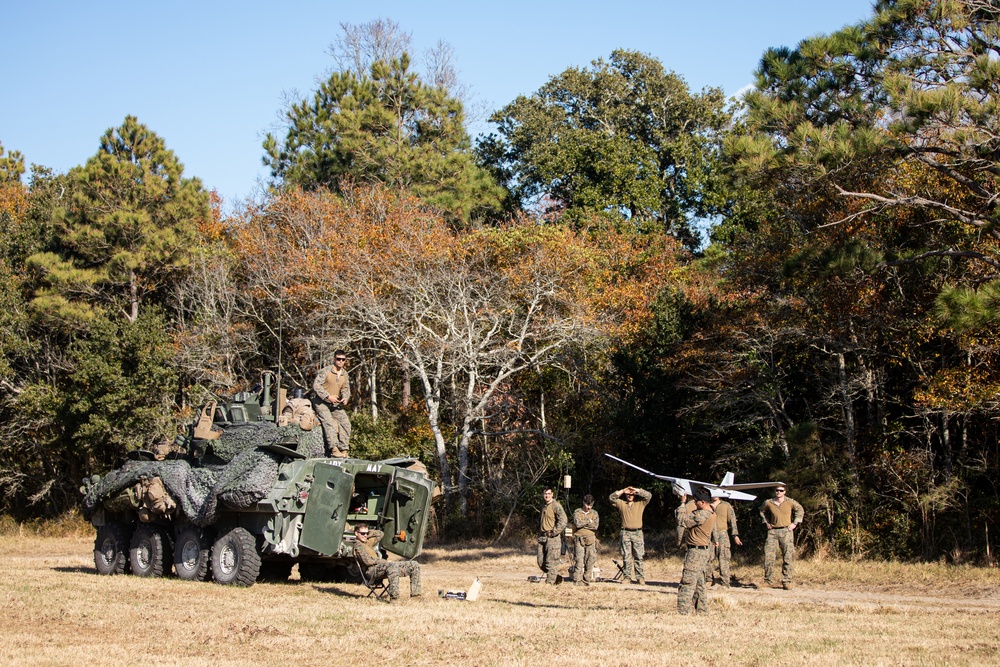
[94,521,132,575]
[257,560,294,582]
[173,527,210,581]
[129,524,170,577]
[211,527,261,586]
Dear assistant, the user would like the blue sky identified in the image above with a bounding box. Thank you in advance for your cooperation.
[2,1,877,205]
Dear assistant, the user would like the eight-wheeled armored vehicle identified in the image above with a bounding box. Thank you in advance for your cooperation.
[81,372,434,586]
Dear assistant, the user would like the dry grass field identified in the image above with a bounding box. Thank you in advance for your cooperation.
[2,532,1000,666]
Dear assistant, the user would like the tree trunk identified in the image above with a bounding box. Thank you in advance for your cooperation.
[128,269,139,322]
[836,351,859,490]
[425,393,452,513]
[368,357,378,422]
[400,358,411,409]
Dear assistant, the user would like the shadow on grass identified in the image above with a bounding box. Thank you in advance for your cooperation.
[311,583,370,599]
[54,565,93,574]
[419,546,528,564]
[491,598,589,611]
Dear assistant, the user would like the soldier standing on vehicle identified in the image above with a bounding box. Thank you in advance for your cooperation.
[676,490,716,614]
[354,523,421,601]
[312,350,351,457]
[572,494,599,585]
[707,496,742,587]
[760,484,804,589]
[609,485,651,584]
[538,488,568,584]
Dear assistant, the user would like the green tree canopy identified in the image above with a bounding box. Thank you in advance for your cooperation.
[477,49,730,248]
[0,141,25,184]
[28,116,210,325]
[731,0,1000,329]
[263,54,502,227]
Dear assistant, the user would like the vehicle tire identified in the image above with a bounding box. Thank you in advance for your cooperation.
[94,521,132,575]
[173,527,210,581]
[211,527,261,586]
[257,560,294,583]
[129,524,170,577]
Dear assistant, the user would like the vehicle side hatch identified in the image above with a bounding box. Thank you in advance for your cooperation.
[381,468,433,559]
[300,463,353,556]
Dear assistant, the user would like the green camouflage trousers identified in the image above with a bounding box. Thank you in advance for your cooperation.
[707,530,732,585]
[537,535,562,583]
[315,403,351,454]
[677,546,712,614]
[763,527,794,584]
[573,534,597,582]
[368,560,421,598]
[620,529,645,581]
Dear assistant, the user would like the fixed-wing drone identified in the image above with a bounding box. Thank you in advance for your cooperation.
[604,453,784,502]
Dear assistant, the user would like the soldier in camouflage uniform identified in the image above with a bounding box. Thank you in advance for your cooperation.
[609,485,651,584]
[537,488,568,584]
[312,351,351,457]
[760,484,804,589]
[707,496,742,587]
[354,523,421,601]
[675,491,716,614]
[572,494,599,585]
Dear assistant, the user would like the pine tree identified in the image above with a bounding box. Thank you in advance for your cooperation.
[29,116,211,324]
[263,55,501,227]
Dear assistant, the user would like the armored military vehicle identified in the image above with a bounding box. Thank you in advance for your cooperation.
[81,372,434,586]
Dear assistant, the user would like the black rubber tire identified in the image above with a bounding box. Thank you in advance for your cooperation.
[211,527,261,586]
[173,526,210,581]
[94,521,132,575]
[257,560,294,583]
[129,524,170,577]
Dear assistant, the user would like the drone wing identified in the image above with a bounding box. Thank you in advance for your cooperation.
[604,454,716,499]
[714,473,786,501]
[603,454,778,502]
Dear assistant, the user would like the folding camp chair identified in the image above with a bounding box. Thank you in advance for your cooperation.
[355,555,390,601]
[604,559,628,583]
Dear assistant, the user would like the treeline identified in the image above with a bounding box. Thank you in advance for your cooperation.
[3,2,1000,561]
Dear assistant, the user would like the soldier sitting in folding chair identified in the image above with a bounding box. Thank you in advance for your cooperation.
[353,523,421,602]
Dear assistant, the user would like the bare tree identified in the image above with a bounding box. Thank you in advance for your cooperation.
[327,18,412,78]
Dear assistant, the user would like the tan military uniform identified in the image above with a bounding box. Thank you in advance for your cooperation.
[572,507,599,583]
[312,365,351,455]
[708,500,739,586]
[354,529,421,599]
[609,488,651,582]
[761,496,804,586]
[538,499,568,584]
[676,502,716,614]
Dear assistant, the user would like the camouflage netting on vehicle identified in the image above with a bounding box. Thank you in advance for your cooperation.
[82,421,299,526]
[280,423,325,458]
[82,460,217,524]
[194,446,281,524]
[209,422,279,462]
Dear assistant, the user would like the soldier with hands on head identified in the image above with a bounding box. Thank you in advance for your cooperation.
[608,485,651,584]
[312,350,351,457]
[353,522,421,601]
[760,483,804,589]
[571,494,599,586]
[537,488,568,584]
[707,496,742,587]
[675,489,716,615]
